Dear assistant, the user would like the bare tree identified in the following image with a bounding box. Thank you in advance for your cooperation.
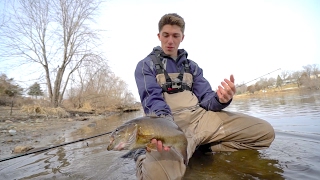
[280,70,289,81]
[302,64,312,78]
[276,75,283,88]
[311,64,319,78]
[235,82,247,94]
[267,77,276,87]
[291,71,303,87]
[66,62,136,111]
[0,0,104,107]
[247,85,255,94]
[0,0,9,28]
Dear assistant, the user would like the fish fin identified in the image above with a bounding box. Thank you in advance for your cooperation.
[128,125,139,149]
[179,148,188,165]
[173,144,188,165]
[146,143,157,151]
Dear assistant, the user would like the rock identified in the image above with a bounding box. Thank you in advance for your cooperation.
[5,120,13,123]
[13,145,34,153]
[8,129,17,136]
[87,123,96,128]
[35,119,44,123]
[67,118,74,122]
[75,117,89,121]
[6,139,13,143]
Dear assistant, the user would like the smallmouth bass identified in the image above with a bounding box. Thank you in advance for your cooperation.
[107,116,188,164]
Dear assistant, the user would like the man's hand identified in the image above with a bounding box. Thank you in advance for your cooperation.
[217,74,236,103]
[147,139,170,152]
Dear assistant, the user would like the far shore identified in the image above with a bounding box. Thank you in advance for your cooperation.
[234,85,318,99]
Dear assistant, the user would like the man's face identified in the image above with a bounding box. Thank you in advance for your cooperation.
[158,24,184,57]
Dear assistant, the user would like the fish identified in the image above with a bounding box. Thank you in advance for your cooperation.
[107,115,188,164]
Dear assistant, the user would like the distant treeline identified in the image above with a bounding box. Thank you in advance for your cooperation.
[235,64,320,94]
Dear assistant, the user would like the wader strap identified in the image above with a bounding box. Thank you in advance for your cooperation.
[152,52,172,83]
[150,51,192,94]
[177,68,184,81]
[183,62,190,73]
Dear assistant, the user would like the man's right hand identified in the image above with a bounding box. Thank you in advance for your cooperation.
[147,139,170,152]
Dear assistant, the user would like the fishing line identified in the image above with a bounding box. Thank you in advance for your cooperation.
[198,68,282,106]
[236,68,281,88]
[0,131,112,163]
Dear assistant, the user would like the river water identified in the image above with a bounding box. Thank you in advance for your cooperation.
[0,90,319,180]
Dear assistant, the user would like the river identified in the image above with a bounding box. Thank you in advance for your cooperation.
[0,90,319,180]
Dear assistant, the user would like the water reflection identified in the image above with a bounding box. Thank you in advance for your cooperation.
[225,90,320,180]
[185,150,284,180]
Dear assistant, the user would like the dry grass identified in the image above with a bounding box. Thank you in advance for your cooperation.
[21,105,70,118]
[234,84,301,99]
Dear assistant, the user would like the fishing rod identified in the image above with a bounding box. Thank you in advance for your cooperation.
[236,68,281,88]
[0,131,113,163]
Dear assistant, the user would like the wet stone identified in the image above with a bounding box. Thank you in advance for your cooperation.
[1,130,7,133]
[0,125,7,130]
[9,129,17,136]
[87,123,96,128]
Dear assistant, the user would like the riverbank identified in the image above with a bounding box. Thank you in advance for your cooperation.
[234,85,314,99]
[0,106,139,161]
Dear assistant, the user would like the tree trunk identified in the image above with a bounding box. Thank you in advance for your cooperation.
[10,97,13,116]
[52,67,65,107]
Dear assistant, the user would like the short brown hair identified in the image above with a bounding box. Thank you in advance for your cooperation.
[158,13,185,34]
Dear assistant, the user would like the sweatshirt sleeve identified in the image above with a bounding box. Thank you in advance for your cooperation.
[190,61,232,111]
[134,59,172,116]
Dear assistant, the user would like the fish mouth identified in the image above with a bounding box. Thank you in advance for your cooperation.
[114,142,126,150]
[110,133,136,151]
[107,138,127,151]
[107,137,114,151]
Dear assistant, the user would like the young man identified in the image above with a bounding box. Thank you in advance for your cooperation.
[134,13,275,180]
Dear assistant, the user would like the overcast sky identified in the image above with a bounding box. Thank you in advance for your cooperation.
[98,0,320,100]
[1,0,320,101]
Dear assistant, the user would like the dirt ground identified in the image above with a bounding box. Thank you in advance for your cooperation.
[0,106,116,160]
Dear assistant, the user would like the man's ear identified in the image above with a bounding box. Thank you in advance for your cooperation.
[157,33,160,40]
[181,34,185,42]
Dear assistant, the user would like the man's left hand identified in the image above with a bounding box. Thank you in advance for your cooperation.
[217,74,236,103]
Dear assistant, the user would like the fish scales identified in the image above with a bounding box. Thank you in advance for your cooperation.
[107,116,188,164]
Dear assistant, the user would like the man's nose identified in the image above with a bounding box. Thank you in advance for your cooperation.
[168,36,173,44]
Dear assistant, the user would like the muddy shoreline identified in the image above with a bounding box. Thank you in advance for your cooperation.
[0,107,120,161]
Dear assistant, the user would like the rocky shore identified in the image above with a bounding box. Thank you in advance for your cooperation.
[0,107,118,161]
